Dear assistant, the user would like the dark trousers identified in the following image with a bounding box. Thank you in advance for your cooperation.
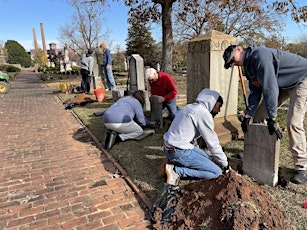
[81,69,91,93]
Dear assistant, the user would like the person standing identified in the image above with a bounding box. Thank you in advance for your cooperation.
[223,44,307,184]
[99,43,116,91]
[144,68,178,120]
[80,49,94,94]
[163,88,229,185]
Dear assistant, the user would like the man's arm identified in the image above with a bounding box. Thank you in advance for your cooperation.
[162,73,178,102]
[252,50,279,118]
[195,111,228,167]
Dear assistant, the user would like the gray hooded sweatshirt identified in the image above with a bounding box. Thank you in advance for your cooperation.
[163,88,228,167]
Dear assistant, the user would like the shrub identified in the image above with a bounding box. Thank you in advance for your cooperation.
[6,65,21,72]
[71,66,80,75]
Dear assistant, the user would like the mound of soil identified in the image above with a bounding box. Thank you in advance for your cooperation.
[153,170,291,229]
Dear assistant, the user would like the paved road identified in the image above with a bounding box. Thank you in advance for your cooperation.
[0,71,151,229]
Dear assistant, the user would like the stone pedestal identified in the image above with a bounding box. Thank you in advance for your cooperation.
[243,124,280,186]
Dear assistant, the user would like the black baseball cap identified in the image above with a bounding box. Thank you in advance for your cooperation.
[223,45,237,69]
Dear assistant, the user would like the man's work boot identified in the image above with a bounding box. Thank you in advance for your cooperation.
[291,170,307,184]
[102,130,112,149]
[106,131,120,150]
[165,164,180,186]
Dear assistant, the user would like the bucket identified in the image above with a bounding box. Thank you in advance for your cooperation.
[59,83,68,93]
[94,88,105,102]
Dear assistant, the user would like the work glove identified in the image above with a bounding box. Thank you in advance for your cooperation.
[267,118,283,140]
[241,117,251,133]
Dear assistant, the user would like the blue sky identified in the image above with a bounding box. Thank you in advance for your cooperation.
[0,0,138,52]
[0,0,306,52]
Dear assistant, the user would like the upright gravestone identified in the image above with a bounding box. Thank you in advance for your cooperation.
[128,54,150,111]
[187,30,242,143]
[128,54,145,93]
[243,124,280,186]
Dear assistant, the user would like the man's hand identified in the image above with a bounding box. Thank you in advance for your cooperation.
[267,118,283,140]
[241,117,251,133]
[157,96,165,103]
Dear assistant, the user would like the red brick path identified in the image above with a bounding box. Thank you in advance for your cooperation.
[0,71,152,229]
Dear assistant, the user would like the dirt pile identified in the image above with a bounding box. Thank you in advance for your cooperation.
[153,170,291,230]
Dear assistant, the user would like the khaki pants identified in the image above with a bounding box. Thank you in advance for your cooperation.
[253,77,307,171]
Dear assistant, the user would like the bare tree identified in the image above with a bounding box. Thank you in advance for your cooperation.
[272,0,307,23]
[92,0,307,72]
[173,0,284,45]
[124,0,175,73]
[58,0,110,56]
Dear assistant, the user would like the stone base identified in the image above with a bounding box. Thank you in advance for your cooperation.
[214,115,243,144]
[135,129,155,141]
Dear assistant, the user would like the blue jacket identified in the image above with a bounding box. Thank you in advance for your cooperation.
[103,49,112,66]
[244,44,307,118]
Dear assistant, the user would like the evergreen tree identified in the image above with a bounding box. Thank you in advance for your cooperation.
[126,22,160,67]
[5,40,32,67]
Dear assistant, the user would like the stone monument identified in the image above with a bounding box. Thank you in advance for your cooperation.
[187,30,242,143]
[128,54,146,93]
[63,45,72,72]
[125,54,150,110]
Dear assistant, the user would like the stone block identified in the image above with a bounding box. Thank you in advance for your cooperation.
[112,90,125,102]
[242,124,280,186]
[150,95,163,128]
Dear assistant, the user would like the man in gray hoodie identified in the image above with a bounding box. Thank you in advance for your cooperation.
[223,44,307,184]
[163,88,229,185]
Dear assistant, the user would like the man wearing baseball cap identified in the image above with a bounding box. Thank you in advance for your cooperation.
[223,44,307,184]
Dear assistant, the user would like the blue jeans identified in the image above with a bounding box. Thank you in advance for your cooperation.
[103,65,116,90]
[163,146,222,179]
[162,98,177,120]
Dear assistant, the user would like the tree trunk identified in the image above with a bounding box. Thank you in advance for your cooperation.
[154,0,176,73]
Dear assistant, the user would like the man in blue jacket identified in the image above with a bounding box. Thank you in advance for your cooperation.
[223,44,307,184]
[99,43,116,91]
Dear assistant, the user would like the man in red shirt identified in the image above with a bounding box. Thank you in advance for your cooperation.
[145,68,178,119]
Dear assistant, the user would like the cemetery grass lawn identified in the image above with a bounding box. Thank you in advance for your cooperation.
[45,74,307,229]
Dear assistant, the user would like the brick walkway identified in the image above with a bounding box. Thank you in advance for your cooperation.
[0,71,152,229]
